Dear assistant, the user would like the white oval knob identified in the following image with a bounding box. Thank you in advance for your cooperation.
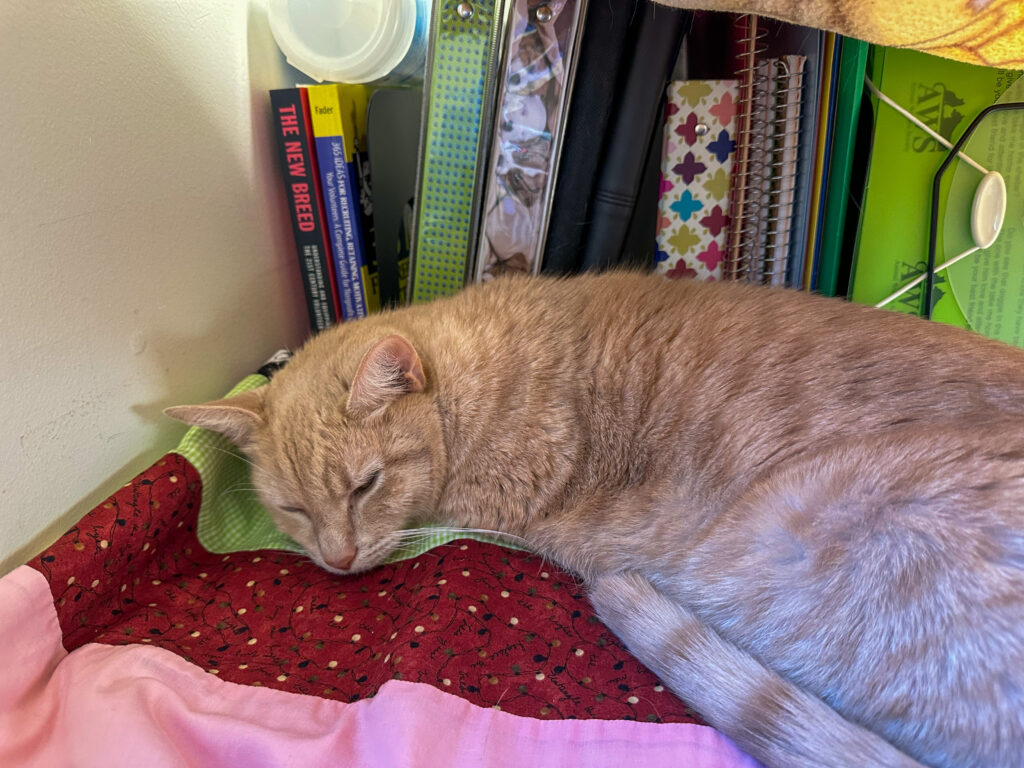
[971,171,1007,250]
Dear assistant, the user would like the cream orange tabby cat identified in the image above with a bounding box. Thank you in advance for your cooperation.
[167,272,1024,768]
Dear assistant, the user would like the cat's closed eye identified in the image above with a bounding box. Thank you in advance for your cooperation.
[280,505,306,516]
[353,470,381,497]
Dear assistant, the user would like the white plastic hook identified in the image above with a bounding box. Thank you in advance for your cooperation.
[971,171,1007,250]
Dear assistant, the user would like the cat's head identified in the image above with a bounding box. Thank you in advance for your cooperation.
[166,333,446,575]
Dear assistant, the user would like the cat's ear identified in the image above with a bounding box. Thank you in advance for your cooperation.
[164,388,267,449]
[347,334,426,417]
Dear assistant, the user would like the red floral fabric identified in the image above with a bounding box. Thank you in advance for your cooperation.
[29,454,702,724]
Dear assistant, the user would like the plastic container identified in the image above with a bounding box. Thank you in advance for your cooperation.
[268,0,431,84]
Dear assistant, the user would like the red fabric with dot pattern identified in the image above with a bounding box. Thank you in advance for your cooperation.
[28,454,702,724]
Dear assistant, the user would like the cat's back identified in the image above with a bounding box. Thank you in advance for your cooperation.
[447,272,1024,508]
[457,272,1024,376]
[513,271,1024,417]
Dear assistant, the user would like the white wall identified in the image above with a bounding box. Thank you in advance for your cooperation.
[0,1,311,573]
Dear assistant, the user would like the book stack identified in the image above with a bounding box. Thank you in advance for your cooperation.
[400,4,868,296]
[653,14,871,294]
[269,85,379,333]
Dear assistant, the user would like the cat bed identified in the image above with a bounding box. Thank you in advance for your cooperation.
[0,368,760,766]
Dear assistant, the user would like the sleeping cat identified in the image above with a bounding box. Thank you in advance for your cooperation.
[167,271,1024,768]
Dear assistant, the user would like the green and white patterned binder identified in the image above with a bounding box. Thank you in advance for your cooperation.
[409,0,510,303]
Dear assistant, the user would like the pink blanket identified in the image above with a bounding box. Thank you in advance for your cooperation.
[0,564,760,766]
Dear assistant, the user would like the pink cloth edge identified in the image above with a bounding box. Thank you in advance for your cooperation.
[0,565,760,767]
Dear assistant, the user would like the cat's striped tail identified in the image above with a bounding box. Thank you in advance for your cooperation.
[589,571,925,768]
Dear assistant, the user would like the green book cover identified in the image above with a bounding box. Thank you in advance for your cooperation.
[849,47,1022,330]
[815,37,868,297]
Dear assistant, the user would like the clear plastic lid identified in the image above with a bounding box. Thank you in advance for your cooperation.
[268,0,419,84]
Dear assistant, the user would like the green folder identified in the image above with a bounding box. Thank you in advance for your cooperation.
[815,37,868,297]
[848,47,1022,326]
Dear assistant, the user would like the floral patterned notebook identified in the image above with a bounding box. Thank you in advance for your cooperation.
[655,80,739,282]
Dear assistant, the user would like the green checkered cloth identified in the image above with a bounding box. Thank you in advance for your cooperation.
[172,374,524,561]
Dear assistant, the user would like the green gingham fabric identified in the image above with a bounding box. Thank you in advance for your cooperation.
[172,375,295,554]
[172,374,524,561]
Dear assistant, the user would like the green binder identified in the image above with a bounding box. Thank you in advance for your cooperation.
[409,0,509,304]
[815,37,868,297]
[848,47,1022,327]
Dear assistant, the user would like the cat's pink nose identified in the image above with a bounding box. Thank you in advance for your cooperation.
[326,545,358,571]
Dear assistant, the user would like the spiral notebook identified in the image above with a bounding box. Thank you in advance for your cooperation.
[723,15,808,285]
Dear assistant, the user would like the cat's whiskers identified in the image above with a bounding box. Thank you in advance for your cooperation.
[494,686,511,709]
[357,533,408,562]
[214,487,260,501]
[394,526,530,547]
[207,443,256,466]
[209,479,264,505]
[206,444,288,487]
[355,528,529,568]
[296,553,319,569]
